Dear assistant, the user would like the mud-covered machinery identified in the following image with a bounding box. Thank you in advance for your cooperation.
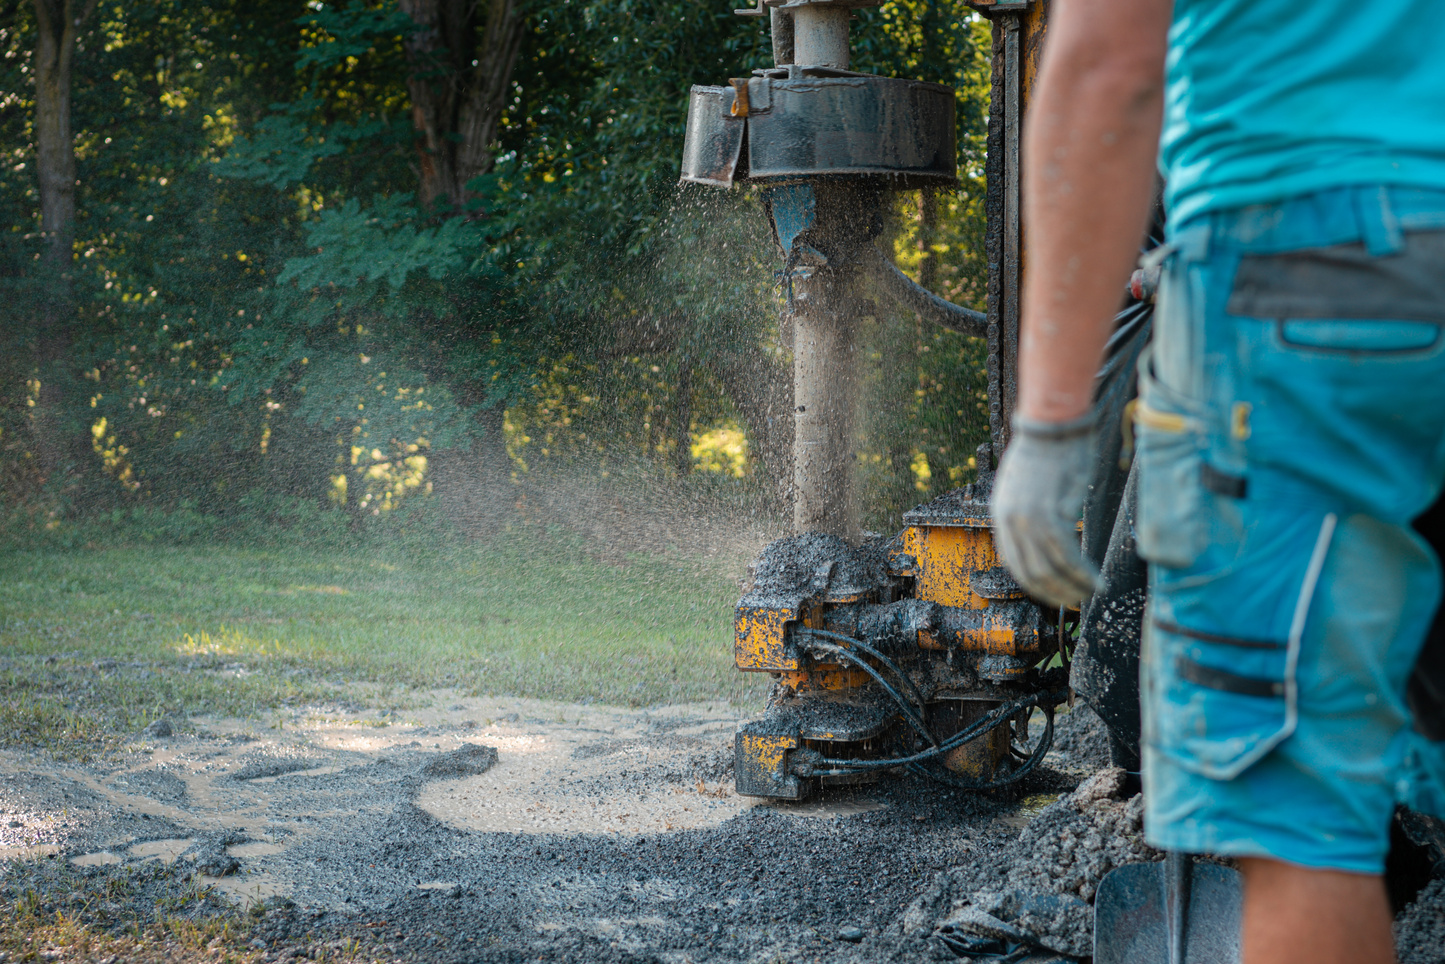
[733,454,1069,800]
[680,0,1061,800]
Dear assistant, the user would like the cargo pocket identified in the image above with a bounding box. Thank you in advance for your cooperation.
[1148,618,1293,780]
[1146,513,1336,780]
[1133,352,1207,569]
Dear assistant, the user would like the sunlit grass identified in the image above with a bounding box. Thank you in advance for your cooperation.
[0,520,762,757]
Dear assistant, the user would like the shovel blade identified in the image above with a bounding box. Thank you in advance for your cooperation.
[1093,860,1243,964]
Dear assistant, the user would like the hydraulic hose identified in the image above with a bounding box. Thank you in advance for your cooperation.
[797,627,929,711]
[908,704,1056,790]
[860,243,987,337]
[805,689,1067,776]
[804,638,938,748]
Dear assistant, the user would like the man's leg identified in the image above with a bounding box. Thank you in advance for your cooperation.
[1239,858,1394,964]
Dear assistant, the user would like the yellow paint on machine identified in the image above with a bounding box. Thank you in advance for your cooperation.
[734,605,798,672]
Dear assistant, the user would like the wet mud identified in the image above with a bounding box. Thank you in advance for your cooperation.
[2,695,1442,962]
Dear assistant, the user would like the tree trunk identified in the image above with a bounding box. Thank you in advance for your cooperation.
[397,0,526,528]
[398,0,527,213]
[28,0,95,486]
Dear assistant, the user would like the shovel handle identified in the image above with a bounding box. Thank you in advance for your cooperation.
[1165,851,1193,964]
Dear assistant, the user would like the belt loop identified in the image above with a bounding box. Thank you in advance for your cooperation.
[1356,185,1404,256]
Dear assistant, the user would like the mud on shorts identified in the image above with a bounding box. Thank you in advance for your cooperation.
[1137,184,1445,873]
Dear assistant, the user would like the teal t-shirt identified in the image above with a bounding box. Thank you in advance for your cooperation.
[1161,1,1445,225]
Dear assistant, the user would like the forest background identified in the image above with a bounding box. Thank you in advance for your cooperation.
[0,0,994,547]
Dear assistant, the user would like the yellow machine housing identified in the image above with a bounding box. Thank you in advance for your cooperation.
[733,455,1063,800]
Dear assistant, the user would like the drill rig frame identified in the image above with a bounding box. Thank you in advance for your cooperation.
[681,0,1066,800]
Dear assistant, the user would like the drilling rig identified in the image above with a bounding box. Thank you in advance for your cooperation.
[681,0,1071,799]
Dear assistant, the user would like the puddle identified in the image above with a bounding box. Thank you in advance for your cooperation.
[4,693,750,904]
[131,837,194,862]
[0,843,61,860]
[414,701,747,837]
[995,792,1064,831]
[417,881,458,891]
[70,850,123,866]
[227,841,285,858]
[760,795,887,820]
[203,872,288,910]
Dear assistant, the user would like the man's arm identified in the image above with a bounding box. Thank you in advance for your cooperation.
[990,0,1171,607]
[1018,0,1171,422]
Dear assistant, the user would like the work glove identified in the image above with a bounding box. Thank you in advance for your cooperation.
[990,412,1101,608]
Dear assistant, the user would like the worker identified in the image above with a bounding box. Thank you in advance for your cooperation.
[989,1,1445,962]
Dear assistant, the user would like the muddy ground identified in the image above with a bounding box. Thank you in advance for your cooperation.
[3,689,1444,963]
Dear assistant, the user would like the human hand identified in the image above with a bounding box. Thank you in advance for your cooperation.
[990,413,1101,607]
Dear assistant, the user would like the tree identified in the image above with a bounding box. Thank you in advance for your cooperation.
[29,0,94,267]
[399,0,527,213]
[27,0,97,484]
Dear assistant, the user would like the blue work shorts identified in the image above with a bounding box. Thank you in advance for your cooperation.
[1137,184,1445,873]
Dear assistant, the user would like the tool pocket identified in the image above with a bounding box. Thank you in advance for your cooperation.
[1133,354,1207,569]
[1148,617,1294,780]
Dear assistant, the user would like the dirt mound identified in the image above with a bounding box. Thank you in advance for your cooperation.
[1046,702,1113,773]
[895,767,1157,958]
[419,743,498,779]
[1397,878,1445,964]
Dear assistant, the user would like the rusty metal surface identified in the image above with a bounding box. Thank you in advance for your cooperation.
[733,693,894,798]
[734,532,901,676]
[735,721,802,799]
[981,1,1049,460]
[680,74,956,187]
[745,75,956,182]
[776,691,895,742]
[680,85,744,187]
[735,604,800,672]
[731,496,1051,797]
[932,699,1011,777]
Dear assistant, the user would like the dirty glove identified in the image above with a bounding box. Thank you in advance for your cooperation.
[990,412,1101,608]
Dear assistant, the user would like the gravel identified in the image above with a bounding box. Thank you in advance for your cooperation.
[1397,877,1445,964]
[3,693,1442,963]
[890,767,1155,959]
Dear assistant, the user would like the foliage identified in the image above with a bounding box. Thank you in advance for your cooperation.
[0,0,996,532]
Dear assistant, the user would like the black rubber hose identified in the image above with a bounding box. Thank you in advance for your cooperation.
[804,638,939,748]
[808,690,1063,775]
[797,627,930,713]
[908,704,1056,791]
[860,244,987,337]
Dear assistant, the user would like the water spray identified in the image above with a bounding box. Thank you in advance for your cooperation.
[680,0,960,540]
[681,2,1071,802]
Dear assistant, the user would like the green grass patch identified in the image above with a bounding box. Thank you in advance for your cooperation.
[0,520,762,758]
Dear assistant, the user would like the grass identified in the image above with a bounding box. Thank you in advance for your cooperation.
[0,857,374,964]
[0,518,763,758]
